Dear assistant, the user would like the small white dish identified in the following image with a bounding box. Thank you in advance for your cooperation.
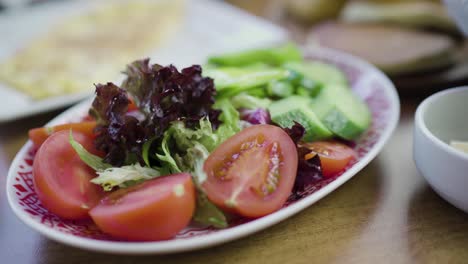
[414,86,468,213]
[6,46,400,254]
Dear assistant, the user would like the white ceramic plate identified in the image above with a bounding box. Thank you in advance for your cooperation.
[6,46,400,254]
[0,0,287,123]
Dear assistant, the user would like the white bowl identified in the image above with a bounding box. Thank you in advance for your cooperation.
[443,0,468,35]
[414,86,468,213]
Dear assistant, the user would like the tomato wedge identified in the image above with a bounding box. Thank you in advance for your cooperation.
[33,130,104,219]
[28,121,96,148]
[301,141,356,177]
[89,173,195,241]
[203,124,298,218]
[127,98,138,112]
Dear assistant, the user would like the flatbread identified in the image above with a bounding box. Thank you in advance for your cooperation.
[0,0,184,99]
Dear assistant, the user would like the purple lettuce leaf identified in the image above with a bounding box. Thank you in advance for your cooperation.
[283,122,324,192]
[293,148,323,192]
[89,83,148,166]
[122,59,220,135]
[284,121,305,144]
[239,108,271,125]
[89,60,221,167]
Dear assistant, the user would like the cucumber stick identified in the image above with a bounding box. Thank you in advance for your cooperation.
[284,61,347,86]
[208,43,303,67]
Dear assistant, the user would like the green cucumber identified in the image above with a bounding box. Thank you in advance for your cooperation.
[311,84,371,140]
[208,43,303,67]
[284,61,347,86]
[203,66,290,97]
[268,96,333,141]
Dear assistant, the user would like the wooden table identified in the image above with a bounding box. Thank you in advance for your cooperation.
[1,1,468,263]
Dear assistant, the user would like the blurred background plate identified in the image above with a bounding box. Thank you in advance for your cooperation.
[0,0,288,123]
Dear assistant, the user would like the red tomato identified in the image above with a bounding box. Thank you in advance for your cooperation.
[89,173,196,241]
[33,130,105,219]
[302,141,356,177]
[127,98,138,112]
[203,124,298,218]
[28,121,96,148]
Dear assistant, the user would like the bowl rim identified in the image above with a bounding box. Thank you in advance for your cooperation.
[415,86,468,160]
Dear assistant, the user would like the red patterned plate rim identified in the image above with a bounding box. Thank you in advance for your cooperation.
[6,46,400,254]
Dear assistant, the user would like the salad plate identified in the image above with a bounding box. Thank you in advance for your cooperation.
[6,46,399,254]
[0,0,287,123]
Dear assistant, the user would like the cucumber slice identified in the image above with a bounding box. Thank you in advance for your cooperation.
[208,43,303,67]
[284,61,347,86]
[311,84,371,140]
[204,66,290,98]
[268,96,333,141]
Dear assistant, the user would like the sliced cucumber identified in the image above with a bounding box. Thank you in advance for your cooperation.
[311,84,371,140]
[208,43,303,67]
[203,66,290,97]
[284,61,348,86]
[268,96,333,141]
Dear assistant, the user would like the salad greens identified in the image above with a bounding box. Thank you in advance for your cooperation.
[84,61,243,227]
[71,43,370,228]
[93,164,163,191]
[69,131,111,172]
[156,100,240,176]
[152,100,240,227]
[283,122,323,192]
[70,131,163,191]
[90,61,221,167]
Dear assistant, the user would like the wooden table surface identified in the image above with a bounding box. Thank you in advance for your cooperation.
[2,1,468,263]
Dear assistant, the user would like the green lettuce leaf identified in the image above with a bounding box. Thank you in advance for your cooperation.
[194,192,228,228]
[213,98,241,143]
[157,132,228,227]
[69,131,111,171]
[156,131,183,174]
[70,130,164,191]
[92,163,163,191]
[182,142,228,228]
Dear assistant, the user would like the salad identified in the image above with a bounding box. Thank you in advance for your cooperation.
[28,43,371,241]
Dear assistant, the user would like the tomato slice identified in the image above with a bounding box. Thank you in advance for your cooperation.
[127,98,138,112]
[28,121,96,148]
[89,173,195,241]
[203,124,298,218]
[33,130,105,219]
[301,141,356,177]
